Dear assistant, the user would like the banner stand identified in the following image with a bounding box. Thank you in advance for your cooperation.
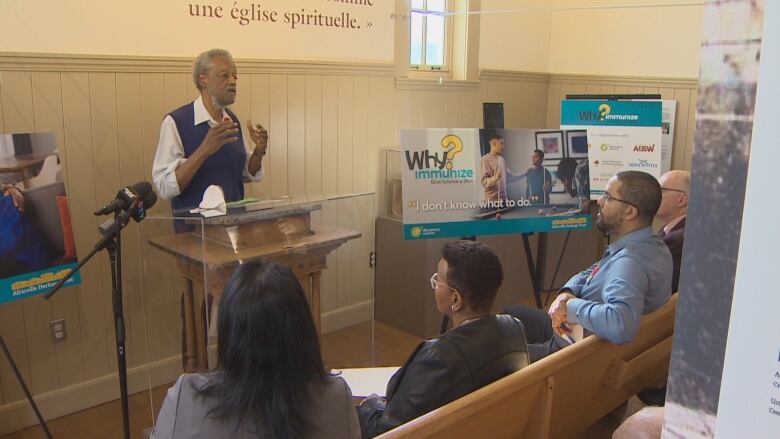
[0,335,53,438]
[522,232,547,309]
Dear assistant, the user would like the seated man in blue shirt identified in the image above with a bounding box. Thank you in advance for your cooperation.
[506,170,672,361]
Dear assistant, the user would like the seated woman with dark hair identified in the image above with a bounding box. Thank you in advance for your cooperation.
[152,260,360,439]
[358,240,530,438]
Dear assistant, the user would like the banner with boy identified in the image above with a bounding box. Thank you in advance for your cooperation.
[401,128,591,240]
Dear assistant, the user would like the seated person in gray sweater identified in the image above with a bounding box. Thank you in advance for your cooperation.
[152,260,360,439]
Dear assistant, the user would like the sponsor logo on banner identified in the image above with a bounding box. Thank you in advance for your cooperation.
[600,143,623,152]
[409,226,441,239]
[633,144,656,152]
[600,144,609,151]
[593,160,600,166]
[2,266,81,304]
[629,159,659,169]
[552,217,589,229]
[405,134,475,181]
[10,269,72,293]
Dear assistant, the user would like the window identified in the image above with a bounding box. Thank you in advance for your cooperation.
[410,0,448,71]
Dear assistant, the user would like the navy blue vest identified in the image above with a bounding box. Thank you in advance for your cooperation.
[168,103,246,216]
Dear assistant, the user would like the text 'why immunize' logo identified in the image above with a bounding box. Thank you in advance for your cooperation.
[405,135,474,180]
[577,104,640,122]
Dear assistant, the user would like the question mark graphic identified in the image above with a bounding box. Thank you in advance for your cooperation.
[598,104,611,122]
[441,135,463,170]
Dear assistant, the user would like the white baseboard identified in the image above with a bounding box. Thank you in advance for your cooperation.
[0,355,182,435]
[321,300,374,334]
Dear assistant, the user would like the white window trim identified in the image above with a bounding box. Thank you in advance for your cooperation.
[409,0,452,75]
[394,0,480,82]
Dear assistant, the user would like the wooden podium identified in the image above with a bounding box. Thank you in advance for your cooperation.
[149,203,360,372]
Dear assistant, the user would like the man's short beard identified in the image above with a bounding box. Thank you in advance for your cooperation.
[207,85,234,109]
[210,92,234,109]
[595,212,614,235]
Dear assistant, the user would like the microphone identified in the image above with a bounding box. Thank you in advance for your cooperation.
[96,184,157,238]
[131,188,157,222]
[94,182,155,216]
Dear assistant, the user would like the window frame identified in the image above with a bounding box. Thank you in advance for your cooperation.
[409,0,452,73]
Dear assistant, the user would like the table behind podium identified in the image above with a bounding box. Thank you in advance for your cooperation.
[148,202,360,372]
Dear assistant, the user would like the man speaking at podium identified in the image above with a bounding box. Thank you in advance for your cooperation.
[152,48,267,230]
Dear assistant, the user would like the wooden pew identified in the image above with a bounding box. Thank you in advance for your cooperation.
[376,295,678,439]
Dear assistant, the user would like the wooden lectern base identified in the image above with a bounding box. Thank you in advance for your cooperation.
[149,205,359,372]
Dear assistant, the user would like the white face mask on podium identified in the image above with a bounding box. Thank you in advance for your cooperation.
[190,184,226,218]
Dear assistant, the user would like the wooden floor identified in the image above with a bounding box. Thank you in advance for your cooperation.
[1,318,646,439]
[321,320,423,369]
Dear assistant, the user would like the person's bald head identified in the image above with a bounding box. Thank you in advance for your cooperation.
[613,407,665,439]
[656,170,690,224]
[661,170,690,191]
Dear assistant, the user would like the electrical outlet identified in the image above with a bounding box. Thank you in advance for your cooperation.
[50,319,67,343]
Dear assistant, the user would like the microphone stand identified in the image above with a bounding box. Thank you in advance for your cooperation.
[45,201,137,439]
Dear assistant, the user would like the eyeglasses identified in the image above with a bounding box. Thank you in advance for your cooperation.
[430,273,456,291]
[601,191,639,210]
[661,187,687,195]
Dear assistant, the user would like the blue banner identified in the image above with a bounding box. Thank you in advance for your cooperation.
[0,263,82,305]
[561,100,662,127]
[404,214,591,240]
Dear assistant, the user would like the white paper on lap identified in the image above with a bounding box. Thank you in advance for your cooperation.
[332,366,400,398]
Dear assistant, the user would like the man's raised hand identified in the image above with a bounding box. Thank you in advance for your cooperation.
[201,121,239,156]
[248,120,268,157]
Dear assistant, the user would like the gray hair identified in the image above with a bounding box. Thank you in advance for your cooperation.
[192,49,234,90]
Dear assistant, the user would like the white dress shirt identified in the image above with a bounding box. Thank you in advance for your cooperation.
[662,214,686,235]
[152,96,264,200]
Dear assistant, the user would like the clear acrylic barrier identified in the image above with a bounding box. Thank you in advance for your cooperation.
[132,193,425,434]
[380,148,403,220]
[185,191,421,371]
[133,214,208,436]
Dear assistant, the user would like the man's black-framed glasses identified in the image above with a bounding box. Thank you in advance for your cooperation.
[601,191,639,210]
